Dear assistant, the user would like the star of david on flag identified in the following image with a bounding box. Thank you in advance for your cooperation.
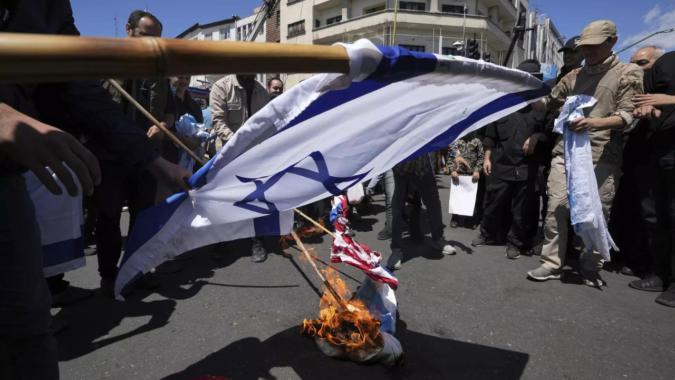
[115,39,550,299]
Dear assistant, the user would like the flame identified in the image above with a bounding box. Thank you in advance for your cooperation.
[301,267,382,352]
[279,219,327,258]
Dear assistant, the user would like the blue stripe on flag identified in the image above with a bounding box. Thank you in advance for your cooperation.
[366,46,438,83]
[42,236,84,268]
[189,152,217,189]
[120,191,189,266]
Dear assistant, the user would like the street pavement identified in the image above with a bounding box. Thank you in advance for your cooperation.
[56,175,675,380]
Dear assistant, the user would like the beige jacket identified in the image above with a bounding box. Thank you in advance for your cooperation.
[210,75,270,151]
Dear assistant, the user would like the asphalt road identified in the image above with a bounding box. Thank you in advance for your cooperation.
[55,175,675,380]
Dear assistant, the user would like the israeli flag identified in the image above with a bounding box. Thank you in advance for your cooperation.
[115,39,550,298]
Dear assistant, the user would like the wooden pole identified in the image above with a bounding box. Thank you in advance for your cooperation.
[106,79,205,165]
[290,231,349,311]
[0,33,350,83]
[294,208,334,237]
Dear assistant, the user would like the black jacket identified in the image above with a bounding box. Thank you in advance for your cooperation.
[0,0,159,176]
[483,106,550,181]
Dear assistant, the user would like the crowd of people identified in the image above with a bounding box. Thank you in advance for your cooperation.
[0,1,673,379]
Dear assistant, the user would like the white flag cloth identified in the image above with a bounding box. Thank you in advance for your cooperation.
[115,39,550,298]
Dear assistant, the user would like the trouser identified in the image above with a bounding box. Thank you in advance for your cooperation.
[451,173,485,227]
[0,176,59,380]
[383,170,395,234]
[637,148,675,281]
[391,169,445,250]
[540,156,622,272]
[529,165,549,238]
[480,175,535,249]
[83,195,97,240]
[93,161,157,281]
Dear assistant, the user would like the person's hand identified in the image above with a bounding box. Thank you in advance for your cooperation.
[522,134,539,156]
[472,172,480,182]
[147,125,164,141]
[483,159,492,176]
[568,117,597,133]
[146,157,192,193]
[633,105,662,120]
[451,171,459,180]
[0,104,101,197]
[633,94,675,108]
[455,156,471,172]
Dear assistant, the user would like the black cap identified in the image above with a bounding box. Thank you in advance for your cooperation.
[558,36,581,53]
[517,59,541,74]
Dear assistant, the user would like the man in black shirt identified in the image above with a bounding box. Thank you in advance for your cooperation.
[545,36,583,88]
[630,52,675,307]
[472,60,549,259]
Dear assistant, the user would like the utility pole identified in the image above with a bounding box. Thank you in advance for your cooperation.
[462,3,467,44]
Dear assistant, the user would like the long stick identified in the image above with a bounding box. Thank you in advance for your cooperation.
[291,231,348,311]
[294,208,334,237]
[0,34,350,83]
[107,79,205,165]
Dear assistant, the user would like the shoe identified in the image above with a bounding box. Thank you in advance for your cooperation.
[620,266,636,277]
[527,266,563,281]
[655,284,675,308]
[350,210,362,222]
[154,260,181,274]
[135,272,161,290]
[582,271,605,288]
[84,247,97,256]
[51,286,93,307]
[629,274,665,292]
[431,238,456,255]
[530,243,543,256]
[387,250,403,270]
[175,251,194,261]
[377,226,391,241]
[471,234,494,247]
[450,220,458,228]
[100,277,132,298]
[505,245,521,260]
[251,238,267,263]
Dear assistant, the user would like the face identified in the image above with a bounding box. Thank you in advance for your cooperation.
[237,75,255,86]
[581,36,617,65]
[268,79,283,95]
[171,76,191,91]
[630,47,657,70]
[126,17,162,38]
[563,49,584,68]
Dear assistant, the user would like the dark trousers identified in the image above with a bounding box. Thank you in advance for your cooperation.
[451,173,486,227]
[638,148,675,281]
[480,176,535,249]
[610,164,651,266]
[0,176,58,380]
[93,161,157,281]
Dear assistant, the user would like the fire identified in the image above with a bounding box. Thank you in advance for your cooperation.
[301,267,383,351]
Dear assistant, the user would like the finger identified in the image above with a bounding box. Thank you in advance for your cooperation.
[654,109,662,118]
[29,164,63,196]
[45,159,79,197]
[60,149,94,197]
[69,140,101,187]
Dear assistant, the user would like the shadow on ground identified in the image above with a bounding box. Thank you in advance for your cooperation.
[160,319,529,380]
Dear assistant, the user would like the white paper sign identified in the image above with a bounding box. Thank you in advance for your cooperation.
[449,176,479,216]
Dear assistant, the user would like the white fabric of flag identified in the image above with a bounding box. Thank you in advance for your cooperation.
[115,39,550,299]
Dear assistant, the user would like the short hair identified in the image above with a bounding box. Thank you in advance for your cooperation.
[267,76,283,88]
[128,10,163,31]
[638,45,665,60]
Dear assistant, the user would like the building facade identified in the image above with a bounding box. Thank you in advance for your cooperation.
[525,11,564,81]
[281,0,530,88]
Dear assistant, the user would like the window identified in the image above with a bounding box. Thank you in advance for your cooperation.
[288,20,305,36]
[364,4,386,14]
[204,33,213,41]
[276,11,280,27]
[326,15,342,25]
[220,28,230,40]
[400,2,425,11]
[237,27,242,41]
[442,47,458,55]
[315,19,321,28]
[399,44,425,52]
[441,5,464,14]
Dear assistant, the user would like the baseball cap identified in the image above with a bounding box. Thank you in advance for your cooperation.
[558,36,581,53]
[517,59,541,74]
[578,20,616,46]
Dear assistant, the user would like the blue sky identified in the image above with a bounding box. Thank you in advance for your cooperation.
[72,0,674,62]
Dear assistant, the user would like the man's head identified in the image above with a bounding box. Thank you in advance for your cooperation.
[630,46,665,70]
[170,76,191,92]
[559,36,584,69]
[267,77,284,99]
[126,10,163,38]
[517,59,543,80]
[236,75,255,88]
[578,20,618,65]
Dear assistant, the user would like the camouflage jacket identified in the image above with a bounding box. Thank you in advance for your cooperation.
[543,53,643,166]
[447,137,484,175]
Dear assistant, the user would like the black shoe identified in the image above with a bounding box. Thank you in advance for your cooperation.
[471,234,494,247]
[629,274,666,292]
[377,226,390,241]
[621,266,636,276]
[582,271,605,288]
[450,220,458,228]
[505,245,521,260]
[51,286,93,307]
[251,238,267,263]
[655,284,675,308]
[100,277,132,298]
